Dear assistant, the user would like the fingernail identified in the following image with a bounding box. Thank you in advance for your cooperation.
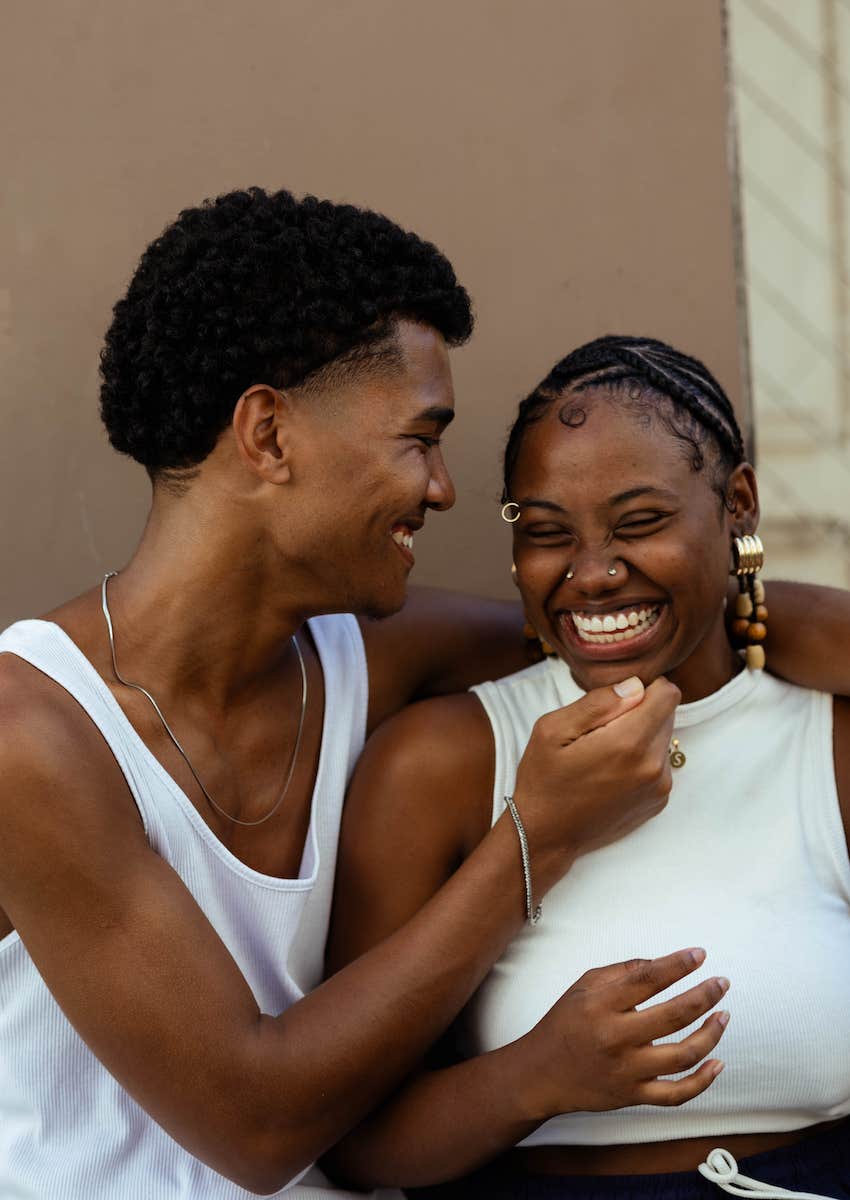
[717,1010,730,1027]
[711,1061,725,1077]
[688,947,706,965]
[716,976,730,993]
[614,676,644,698]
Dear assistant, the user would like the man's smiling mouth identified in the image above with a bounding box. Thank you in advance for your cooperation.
[391,522,420,564]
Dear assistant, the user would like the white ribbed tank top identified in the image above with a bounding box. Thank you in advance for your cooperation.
[0,616,393,1200]
[467,658,850,1147]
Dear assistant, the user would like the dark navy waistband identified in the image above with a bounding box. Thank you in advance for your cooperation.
[407,1119,850,1200]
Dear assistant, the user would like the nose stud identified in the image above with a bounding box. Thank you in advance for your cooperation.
[566,563,619,581]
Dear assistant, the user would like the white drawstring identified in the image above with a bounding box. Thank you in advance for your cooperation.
[697,1147,839,1199]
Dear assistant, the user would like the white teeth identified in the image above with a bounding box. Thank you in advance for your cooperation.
[569,605,661,646]
[392,529,415,551]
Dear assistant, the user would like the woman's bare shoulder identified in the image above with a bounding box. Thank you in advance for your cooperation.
[327,693,496,971]
[348,692,494,841]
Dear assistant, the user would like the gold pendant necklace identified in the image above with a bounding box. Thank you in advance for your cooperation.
[669,738,686,768]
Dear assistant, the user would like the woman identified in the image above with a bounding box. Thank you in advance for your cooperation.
[325,336,850,1199]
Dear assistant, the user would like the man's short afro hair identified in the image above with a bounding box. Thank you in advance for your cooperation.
[99,187,474,474]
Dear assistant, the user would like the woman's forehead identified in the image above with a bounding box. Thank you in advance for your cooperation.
[514,392,686,487]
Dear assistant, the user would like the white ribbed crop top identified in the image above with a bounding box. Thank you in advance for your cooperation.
[467,658,850,1147]
[0,616,376,1200]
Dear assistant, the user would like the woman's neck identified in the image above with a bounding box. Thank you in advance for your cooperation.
[664,617,744,704]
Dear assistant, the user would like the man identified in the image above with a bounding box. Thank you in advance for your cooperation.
[0,188,842,1199]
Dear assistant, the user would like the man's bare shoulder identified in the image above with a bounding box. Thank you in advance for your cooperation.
[0,650,139,836]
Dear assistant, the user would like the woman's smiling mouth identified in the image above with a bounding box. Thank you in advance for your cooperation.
[557,602,667,658]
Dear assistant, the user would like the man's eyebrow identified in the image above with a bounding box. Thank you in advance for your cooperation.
[411,406,455,427]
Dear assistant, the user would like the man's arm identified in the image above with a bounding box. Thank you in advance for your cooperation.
[0,658,676,1195]
[323,693,727,1189]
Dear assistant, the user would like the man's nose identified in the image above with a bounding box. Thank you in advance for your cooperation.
[426,449,456,511]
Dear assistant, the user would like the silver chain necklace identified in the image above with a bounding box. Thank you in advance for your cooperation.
[101,571,308,828]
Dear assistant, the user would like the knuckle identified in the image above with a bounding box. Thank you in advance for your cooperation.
[622,957,647,973]
[533,712,559,745]
[674,1044,701,1071]
[636,762,662,789]
[668,999,693,1027]
[631,963,656,989]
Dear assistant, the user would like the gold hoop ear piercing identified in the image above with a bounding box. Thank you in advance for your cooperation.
[730,533,767,670]
[501,501,521,523]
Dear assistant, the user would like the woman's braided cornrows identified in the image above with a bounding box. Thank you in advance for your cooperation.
[502,335,746,502]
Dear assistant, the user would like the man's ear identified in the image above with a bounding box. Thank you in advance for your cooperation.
[232,385,293,483]
[724,462,760,535]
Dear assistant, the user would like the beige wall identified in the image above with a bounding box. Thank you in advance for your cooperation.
[1,0,742,625]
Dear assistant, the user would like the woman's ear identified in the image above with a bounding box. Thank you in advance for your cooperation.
[724,462,760,535]
[231,385,293,484]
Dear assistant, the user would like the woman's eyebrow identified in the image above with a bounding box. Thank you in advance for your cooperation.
[515,487,679,513]
[515,498,567,513]
[610,486,679,504]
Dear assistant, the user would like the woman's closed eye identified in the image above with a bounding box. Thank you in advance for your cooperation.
[616,512,674,537]
[522,524,576,543]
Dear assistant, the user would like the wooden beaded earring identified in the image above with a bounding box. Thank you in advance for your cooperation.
[730,534,767,669]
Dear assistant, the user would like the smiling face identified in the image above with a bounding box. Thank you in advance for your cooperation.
[288,320,457,619]
[510,389,758,702]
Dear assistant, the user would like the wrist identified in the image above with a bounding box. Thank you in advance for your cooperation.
[506,795,578,898]
[506,1030,575,1127]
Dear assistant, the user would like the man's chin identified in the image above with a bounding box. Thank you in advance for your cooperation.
[359,589,408,622]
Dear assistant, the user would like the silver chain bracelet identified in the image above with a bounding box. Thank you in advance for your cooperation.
[504,795,542,925]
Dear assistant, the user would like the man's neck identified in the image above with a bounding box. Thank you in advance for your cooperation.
[99,495,313,712]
